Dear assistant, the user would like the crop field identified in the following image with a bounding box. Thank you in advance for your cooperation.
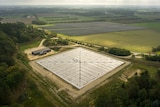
[64,30,160,52]
[42,22,145,36]
[36,47,124,89]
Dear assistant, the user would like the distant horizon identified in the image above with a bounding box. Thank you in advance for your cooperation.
[0,0,160,6]
[0,4,160,6]
[0,4,160,8]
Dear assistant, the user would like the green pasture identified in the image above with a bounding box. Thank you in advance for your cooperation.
[133,22,160,30]
[62,30,160,52]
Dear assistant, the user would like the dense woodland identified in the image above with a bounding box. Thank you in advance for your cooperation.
[0,32,25,105]
[0,22,46,106]
[95,70,160,107]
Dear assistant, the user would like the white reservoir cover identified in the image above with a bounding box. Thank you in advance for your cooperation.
[36,47,124,89]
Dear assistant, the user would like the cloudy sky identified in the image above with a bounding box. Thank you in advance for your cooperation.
[0,0,160,5]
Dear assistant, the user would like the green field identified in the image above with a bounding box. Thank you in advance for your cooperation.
[62,30,160,52]
[133,22,160,30]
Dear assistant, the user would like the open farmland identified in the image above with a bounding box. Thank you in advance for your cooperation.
[42,22,145,36]
[64,30,160,52]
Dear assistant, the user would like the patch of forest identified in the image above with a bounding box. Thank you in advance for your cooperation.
[0,22,46,106]
[0,31,26,106]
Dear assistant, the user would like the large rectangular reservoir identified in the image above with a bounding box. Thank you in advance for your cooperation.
[36,47,124,89]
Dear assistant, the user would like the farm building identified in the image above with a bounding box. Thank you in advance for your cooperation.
[36,47,125,89]
[32,48,51,55]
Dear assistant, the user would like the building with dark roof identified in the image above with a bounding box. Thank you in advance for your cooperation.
[32,48,51,55]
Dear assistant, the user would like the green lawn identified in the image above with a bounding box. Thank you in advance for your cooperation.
[19,39,42,51]
[62,30,160,52]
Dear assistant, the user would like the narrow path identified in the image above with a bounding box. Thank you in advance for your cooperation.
[49,44,79,48]
[38,39,46,47]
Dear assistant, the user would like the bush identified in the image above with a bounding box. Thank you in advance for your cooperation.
[32,20,47,25]
[51,47,61,51]
[152,45,160,52]
[108,47,131,56]
[145,55,160,62]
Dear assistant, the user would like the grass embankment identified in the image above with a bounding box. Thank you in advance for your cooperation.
[61,30,160,52]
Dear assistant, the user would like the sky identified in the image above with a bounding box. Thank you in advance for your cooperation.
[0,0,160,5]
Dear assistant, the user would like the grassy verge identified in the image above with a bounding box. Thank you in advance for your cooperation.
[132,63,158,78]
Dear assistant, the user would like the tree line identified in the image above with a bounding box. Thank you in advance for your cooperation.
[145,55,160,62]
[0,22,45,43]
